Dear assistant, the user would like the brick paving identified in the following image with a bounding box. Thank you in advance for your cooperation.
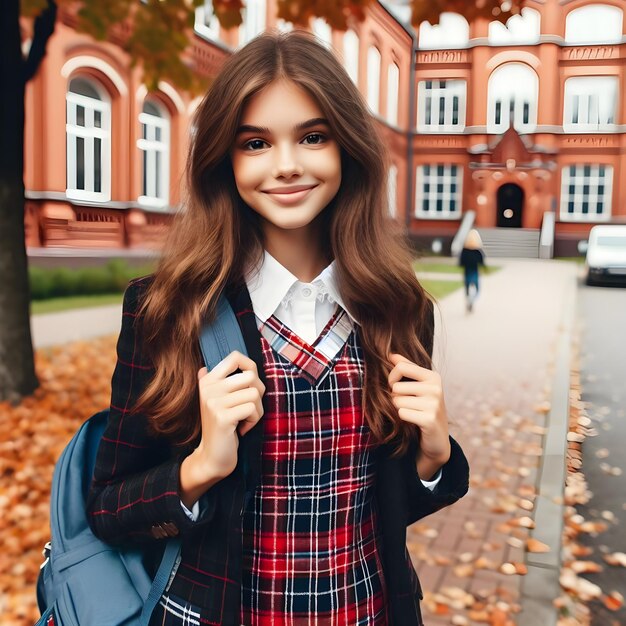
[410,258,580,624]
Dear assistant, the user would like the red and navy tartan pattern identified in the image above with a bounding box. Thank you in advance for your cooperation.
[240,307,388,624]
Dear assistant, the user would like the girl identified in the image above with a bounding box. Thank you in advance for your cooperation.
[459,229,486,313]
[87,29,469,626]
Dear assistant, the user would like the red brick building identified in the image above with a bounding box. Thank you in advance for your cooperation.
[22,0,626,257]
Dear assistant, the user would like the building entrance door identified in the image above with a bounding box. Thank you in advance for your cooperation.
[497,183,524,227]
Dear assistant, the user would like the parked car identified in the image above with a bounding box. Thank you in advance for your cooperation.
[584,225,626,286]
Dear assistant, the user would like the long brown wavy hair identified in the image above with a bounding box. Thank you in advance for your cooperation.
[134,29,434,457]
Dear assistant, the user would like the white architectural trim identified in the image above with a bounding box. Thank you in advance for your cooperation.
[61,56,128,97]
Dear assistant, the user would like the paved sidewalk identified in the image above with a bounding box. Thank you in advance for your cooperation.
[29,258,581,623]
[413,258,580,624]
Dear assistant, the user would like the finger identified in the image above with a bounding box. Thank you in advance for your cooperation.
[205,351,259,381]
[391,381,441,396]
[396,406,430,426]
[222,386,261,410]
[388,360,433,386]
[392,395,435,413]
[227,402,261,426]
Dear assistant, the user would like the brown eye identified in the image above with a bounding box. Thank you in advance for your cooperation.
[242,139,268,151]
[303,133,327,145]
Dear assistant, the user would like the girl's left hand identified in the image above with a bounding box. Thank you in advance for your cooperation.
[388,353,451,479]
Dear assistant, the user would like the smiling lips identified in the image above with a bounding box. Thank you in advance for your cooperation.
[262,184,318,205]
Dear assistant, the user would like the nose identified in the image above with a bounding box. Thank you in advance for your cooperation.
[272,142,304,178]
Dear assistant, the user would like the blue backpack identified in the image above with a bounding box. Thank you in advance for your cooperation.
[35,295,248,626]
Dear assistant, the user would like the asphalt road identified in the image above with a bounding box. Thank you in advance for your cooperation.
[576,276,626,625]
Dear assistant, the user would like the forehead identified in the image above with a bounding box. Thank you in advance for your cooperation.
[239,80,324,126]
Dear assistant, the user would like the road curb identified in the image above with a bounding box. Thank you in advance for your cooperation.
[518,271,578,625]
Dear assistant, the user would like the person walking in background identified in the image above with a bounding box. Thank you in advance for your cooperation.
[85,30,469,626]
[459,229,485,313]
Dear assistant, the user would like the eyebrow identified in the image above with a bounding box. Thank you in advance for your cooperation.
[235,117,330,136]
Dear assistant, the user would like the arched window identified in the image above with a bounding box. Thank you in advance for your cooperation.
[137,100,170,208]
[312,17,332,50]
[487,63,538,133]
[565,4,623,45]
[66,77,111,201]
[386,63,399,126]
[564,76,618,131]
[367,45,381,115]
[194,1,221,41]
[418,13,470,50]
[488,8,540,45]
[343,29,359,86]
[238,0,266,47]
[388,164,398,217]
[417,79,466,132]
[560,164,613,221]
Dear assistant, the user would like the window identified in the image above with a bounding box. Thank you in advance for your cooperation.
[417,79,466,132]
[488,8,540,45]
[137,100,170,209]
[194,1,220,41]
[487,63,537,133]
[416,164,463,219]
[564,76,618,131]
[418,13,470,50]
[560,164,612,221]
[388,164,398,217]
[565,5,623,45]
[367,45,381,115]
[238,0,266,47]
[312,17,332,50]
[343,29,359,86]
[386,63,399,126]
[66,77,111,202]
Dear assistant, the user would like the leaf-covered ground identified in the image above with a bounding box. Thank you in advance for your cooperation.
[0,336,117,625]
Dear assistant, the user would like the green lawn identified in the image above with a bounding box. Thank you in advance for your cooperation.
[31,293,124,315]
[419,279,464,299]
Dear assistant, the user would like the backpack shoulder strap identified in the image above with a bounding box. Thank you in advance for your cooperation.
[199,293,248,368]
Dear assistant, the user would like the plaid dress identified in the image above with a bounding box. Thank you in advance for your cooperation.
[150,304,388,626]
[240,305,387,625]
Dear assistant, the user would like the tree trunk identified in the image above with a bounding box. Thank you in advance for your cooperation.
[0,0,39,401]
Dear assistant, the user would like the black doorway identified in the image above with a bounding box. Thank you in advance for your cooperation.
[497,183,524,228]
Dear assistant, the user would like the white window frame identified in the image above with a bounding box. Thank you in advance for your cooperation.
[416,164,463,220]
[343,29,359,86]
[194,1,220,41]
[487,63,538,134]
[238,0,266,47]
[565,4,623,45]
[367,45,381,115]
[417,79,466,132]
[66,81,111,202]
[137,102,170,210]
[388,164,398,217]
[563,76,618,132]
[386,63,399,126]
[560,164,613,222]
[312,17,332,50]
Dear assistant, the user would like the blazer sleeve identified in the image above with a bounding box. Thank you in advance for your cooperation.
[85,277,217,547]
[406,297,470,525]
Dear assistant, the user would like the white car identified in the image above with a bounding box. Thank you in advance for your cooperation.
[584,225,626,286]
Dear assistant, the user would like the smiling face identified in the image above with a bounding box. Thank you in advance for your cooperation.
[229,79,342,240]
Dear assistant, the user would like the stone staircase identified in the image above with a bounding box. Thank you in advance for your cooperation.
[476,228,541,258]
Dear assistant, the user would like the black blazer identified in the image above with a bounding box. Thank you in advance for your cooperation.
[87,277,469,625]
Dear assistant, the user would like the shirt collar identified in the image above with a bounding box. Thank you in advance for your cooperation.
[244,250,359,326]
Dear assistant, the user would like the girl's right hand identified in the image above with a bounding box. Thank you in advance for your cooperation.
[179,351,265,509]
[194,350,265,480]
